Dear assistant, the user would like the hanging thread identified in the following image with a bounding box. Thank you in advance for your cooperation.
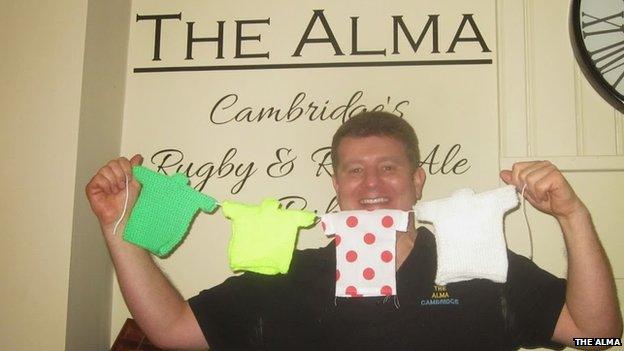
[520,184,534,261]
[113,172,130,236]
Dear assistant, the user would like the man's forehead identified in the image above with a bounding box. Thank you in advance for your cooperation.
[337,134,404,147]
[337,135,409,161]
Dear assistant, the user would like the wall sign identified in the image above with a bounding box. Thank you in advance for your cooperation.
[122,0,500,215]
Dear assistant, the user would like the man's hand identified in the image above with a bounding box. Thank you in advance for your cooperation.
[500,161,586,221]
[86,154,143,232]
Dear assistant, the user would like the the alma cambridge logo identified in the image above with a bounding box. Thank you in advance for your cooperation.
[132,9,493,73]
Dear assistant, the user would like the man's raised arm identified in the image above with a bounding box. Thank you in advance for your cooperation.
[86,155,208,350]
[501,161,622,350]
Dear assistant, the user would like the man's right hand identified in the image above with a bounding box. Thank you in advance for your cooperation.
[86,154,143,232]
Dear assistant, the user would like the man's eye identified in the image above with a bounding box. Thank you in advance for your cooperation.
[349,168,362,174]
[382,165,394,171]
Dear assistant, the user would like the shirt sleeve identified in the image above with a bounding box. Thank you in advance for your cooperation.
[414,200,439,223]
[319,213,337,236]
[132,165,151,184]
[393,210,409,232]
[503,251,566,349]
[496,185,519,213]
[222,201,247,220]
[193,191,218,212]
[291,210,317,229]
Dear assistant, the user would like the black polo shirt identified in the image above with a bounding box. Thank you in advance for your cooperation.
[189,227,566,350]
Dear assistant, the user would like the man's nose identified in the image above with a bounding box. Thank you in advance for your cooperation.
[364,168,379,187]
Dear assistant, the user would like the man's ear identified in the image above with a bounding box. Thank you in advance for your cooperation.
[413,167,426,200]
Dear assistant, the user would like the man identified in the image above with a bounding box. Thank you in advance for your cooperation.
[87,111,621,350]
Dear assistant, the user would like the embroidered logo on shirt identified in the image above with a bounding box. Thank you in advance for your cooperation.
[420,285,460,306]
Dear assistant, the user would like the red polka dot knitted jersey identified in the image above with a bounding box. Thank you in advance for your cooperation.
[320,209,409,297]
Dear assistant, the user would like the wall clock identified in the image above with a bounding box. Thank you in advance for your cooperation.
[570,0,624,113]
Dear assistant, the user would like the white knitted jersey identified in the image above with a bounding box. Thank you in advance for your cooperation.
[414,185,518,285]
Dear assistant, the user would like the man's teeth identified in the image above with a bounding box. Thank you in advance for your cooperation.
[360,198,389,204]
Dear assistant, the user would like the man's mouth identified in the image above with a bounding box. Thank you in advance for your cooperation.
[359,197,389,205]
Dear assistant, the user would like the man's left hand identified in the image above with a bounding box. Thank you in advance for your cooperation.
[500,161,586,221]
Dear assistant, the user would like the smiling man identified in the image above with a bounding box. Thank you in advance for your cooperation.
[87,111,621,350]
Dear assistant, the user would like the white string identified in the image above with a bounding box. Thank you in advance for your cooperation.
[113,172,130,235]
[520,184,534,261]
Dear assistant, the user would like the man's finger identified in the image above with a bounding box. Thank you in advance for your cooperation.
[108,159,128,191]
[89,172,114,195]
[511,162,531,187]
[518,161,548,185]
[509,161,540,188]
[533,171,558,202]
[99,166,119,194]
[524,164,556,202]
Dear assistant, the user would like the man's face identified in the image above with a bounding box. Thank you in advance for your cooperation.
[332,135,426,211]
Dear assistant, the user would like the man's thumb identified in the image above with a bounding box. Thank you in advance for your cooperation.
[130,154,143,166]
[499,170,512,185]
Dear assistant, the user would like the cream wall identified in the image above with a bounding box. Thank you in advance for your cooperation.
[65,0,131,350]
[0,1,88,350]
[1,1,129,350]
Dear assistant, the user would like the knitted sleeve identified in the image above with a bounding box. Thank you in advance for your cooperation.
[414,199,441,223]
[132,165,153,184]
[190,188,218,213]
[221,200,248,220]
[494,185,519,213]
[394,210,409,231]
[290,209,316,229]
[319,213,337,236]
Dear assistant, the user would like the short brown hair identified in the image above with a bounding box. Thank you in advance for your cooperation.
[331,111,421,173]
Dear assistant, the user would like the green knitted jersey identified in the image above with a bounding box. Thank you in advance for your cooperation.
[222,198,316,275]
[123,166,217,257]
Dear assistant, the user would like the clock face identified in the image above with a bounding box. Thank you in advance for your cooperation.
[571,0,624,110]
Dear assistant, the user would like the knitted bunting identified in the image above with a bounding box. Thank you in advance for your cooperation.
[121,166,518,285]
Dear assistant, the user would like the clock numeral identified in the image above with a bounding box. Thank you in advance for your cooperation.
[589,39,624,56]
[598,53,624,75]
[612,70,624,89]
[590,40,624,65]
[581,11,624,39]
[595,52,624,90]
[582,11,623,29]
